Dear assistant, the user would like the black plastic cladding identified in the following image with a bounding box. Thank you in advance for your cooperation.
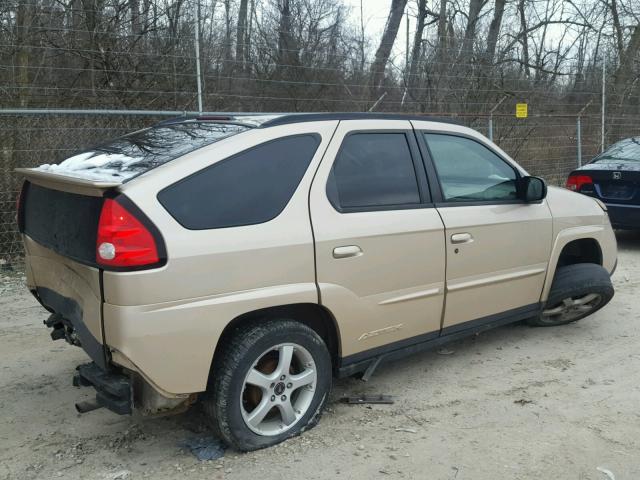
[260,113,463,127]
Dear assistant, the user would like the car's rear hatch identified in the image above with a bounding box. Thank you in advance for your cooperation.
[16,119,252,370]
[18,170,121,369]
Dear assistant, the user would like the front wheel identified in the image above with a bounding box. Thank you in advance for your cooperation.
[204,319,332,451]
[528,263,614,327]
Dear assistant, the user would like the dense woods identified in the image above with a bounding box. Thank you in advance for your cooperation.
[2,0,639,113]
[1,0,640,259]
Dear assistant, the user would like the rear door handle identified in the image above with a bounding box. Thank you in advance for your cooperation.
[451,233,474,244]
[333,245,363,259]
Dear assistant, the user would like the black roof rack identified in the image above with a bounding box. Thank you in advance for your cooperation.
[154,112,462,129]
[259,112,461,127]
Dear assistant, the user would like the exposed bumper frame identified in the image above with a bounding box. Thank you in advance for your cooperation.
[73,362,132,415]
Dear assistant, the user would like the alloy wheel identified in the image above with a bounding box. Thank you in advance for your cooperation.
[240,343,317,436]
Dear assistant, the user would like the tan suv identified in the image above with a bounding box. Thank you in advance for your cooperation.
[17,113,616,451]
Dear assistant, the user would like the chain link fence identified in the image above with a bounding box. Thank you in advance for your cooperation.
[2,107,635,263]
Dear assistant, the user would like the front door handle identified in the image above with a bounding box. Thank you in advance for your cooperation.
[451,233,474,244]
[333,245,363,259]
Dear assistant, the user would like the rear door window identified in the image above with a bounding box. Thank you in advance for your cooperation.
[327,133,421,210]
[158,134,320,229]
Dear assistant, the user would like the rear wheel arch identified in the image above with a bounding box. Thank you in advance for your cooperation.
[210,303,341,378]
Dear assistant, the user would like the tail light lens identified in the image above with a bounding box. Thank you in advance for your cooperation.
[566,174,593,191]
[96,198,160,268]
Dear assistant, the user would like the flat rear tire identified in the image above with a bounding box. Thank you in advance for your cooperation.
[203,319,332,451]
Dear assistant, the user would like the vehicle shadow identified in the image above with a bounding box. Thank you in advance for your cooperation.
[615,229,640,251]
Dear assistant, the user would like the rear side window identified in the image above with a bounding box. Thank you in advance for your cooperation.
[327,133,421,210]
[158,134,320,229]
[425,133,518,202]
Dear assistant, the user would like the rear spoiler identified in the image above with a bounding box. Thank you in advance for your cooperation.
[15,168,121,197]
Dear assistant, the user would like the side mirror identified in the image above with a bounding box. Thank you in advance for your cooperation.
[520,176,547,202]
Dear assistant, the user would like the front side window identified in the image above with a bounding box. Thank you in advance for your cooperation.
[425,133,518,202]
[327,133,421,210]
[158,134,320,229]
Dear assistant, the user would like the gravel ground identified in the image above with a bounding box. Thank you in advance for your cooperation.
[1,232,640,480]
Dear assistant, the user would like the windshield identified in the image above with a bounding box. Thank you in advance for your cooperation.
[37,121,250,182]
[592,137,640,163]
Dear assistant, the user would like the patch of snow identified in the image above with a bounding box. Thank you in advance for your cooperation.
[231,114,283,126]
[37,151,141,182]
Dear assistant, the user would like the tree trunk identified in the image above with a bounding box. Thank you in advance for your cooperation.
[614,25,640,93]
[408,0,427,89]
[609,0,624,57]
[223,0,233,76]
[484,0,505,66]
[461,0,484,62]
[276,0,297,79]
[247,0,255,75]
[235,0,248,72]
[436,0,448,63]
[130,0,141,36]
[369,0,408,93]
[518,0,530,78]
[16,1,33,108]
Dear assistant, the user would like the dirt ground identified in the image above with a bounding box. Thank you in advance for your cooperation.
[2,233,640,480]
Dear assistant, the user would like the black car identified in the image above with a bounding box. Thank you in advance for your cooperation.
[567,137,640,229]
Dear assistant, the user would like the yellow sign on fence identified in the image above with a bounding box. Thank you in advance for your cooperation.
[516,103,528,118]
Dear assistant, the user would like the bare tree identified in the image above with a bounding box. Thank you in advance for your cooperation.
[484,0,506,66]
[461,0,486,62]
[369,0,408,93]
[236,0,249,72]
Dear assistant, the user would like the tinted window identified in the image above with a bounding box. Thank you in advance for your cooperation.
[37,122,249,182]
[327,133,421,210]
[158,134,320,229]
[425,133,517,202]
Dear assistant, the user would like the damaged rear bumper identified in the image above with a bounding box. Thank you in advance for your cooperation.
[73,362,132,415]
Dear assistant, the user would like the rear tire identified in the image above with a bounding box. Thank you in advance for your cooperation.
[204,319,332,451]
[528,263,614,327]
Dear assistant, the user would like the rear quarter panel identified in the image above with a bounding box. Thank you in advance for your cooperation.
[102,121,339,394]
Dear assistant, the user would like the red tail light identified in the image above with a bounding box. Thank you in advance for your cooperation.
[96,198,160,268]
[566,174,593,191]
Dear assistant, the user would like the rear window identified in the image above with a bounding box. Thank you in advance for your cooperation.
[158,134,321,230]
[36,122,249,182]
[593,137,640,162]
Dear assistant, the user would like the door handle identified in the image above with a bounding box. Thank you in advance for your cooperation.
[451,233,474,244]
[333,245,363,259]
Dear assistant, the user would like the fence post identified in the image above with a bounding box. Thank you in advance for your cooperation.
[577,115,582,167]
[576,100,592,168]
[601,56,606,152]
[194,0,203,113]
[488,95,507,143]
